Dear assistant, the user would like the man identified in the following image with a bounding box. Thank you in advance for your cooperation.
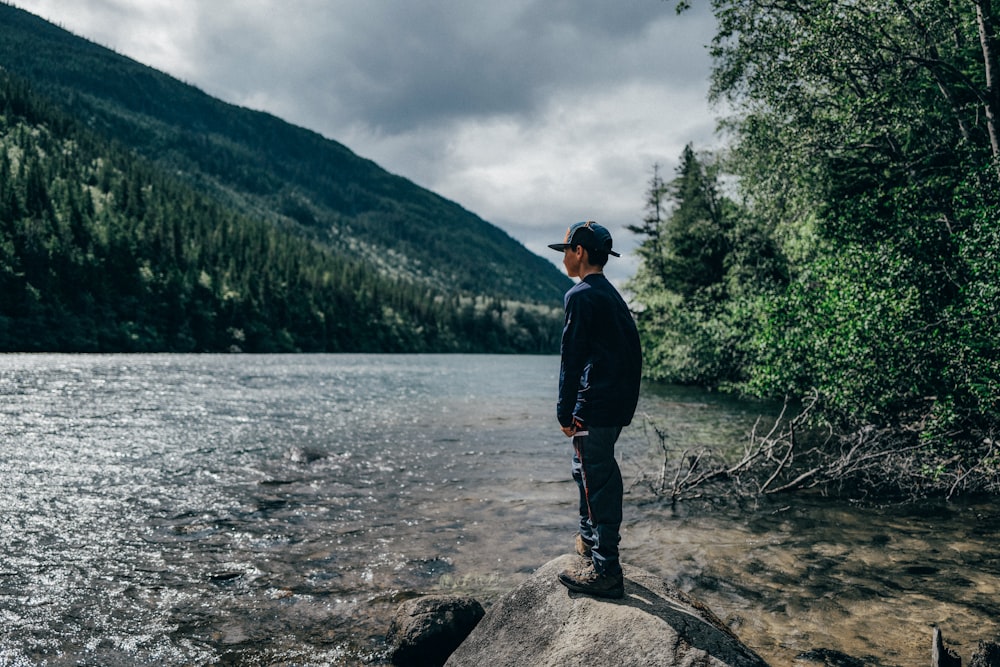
[548,220,642,599]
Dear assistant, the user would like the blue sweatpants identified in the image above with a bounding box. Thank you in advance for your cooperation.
[571,425,623,575]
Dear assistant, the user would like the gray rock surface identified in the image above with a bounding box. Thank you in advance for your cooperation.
[445,554,769,667]
[386,595,485,666]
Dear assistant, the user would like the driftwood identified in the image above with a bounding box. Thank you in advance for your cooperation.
[631,392,1000,501]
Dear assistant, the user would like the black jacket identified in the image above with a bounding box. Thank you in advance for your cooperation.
[557,273,642,428]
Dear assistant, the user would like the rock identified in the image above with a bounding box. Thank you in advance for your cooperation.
[933,627,963,667]
[796,647,866,666]
[444,554,769,667]
[386,594,485,667]
[931,628,1000,667]
[971,640,1000,667]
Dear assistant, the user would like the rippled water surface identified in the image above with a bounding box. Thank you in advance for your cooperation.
[1,354,999,666]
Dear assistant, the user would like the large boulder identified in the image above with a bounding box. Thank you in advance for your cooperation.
[445,554,768,667]
[386,595,485,666]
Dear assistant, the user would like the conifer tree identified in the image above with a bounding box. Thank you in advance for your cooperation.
[628,146,742,384]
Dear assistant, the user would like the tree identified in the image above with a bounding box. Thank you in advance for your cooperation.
[660,144,731,296]
[700,0,1000,472]
[626,163,668,282]
[628,146,756,385]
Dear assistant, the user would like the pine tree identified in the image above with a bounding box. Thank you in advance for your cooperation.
[659,144,730,298]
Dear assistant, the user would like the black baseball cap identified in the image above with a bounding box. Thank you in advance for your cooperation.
[548,221,620,257]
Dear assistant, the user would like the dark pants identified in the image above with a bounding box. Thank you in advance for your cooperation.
[571,425,623,575]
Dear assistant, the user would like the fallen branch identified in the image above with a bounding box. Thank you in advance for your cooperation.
[630,393,1000,501]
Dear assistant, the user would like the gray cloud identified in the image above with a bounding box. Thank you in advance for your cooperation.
[12,0,719,288]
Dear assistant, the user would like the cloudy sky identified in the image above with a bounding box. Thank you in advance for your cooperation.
[11,0,721,287]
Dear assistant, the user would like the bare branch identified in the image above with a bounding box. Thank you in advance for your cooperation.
[629,393,1000,502]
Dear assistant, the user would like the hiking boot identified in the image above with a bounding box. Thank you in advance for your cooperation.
[575,533,593,559]
[557,563,624,599]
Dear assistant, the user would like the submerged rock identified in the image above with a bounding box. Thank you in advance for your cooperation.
[386,595,485,667]
[971,640,1000,667]
[444,554,769,667]
[796,647,867,666]
[933,627,962,667]
[932,626,1000,667]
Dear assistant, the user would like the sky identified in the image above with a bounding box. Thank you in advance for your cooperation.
[11,0,721,288]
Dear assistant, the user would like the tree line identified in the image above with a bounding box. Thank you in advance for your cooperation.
[0,73,562,353]
[630,1,1000,497]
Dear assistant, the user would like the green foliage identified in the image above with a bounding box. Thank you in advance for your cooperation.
[654,0,1000,457]
[938,169,1000,433]
[627,0,1000,499]
[627,146,785,386]
[659,146,732,295]
[0,71,563,353]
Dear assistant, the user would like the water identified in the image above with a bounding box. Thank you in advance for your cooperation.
[0,354,998,666]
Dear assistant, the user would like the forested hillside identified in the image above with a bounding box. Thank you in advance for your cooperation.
[629,1,1000,498]
[0,3,571,304]
[0,73,561,352]
[0,3,572,352]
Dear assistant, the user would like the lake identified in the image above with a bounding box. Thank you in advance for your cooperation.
[1,354,998,666]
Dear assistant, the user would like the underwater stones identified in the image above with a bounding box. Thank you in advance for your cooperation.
[934,626,1000,667]
[970,640,1000,667]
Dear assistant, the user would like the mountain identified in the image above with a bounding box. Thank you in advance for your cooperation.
[0,3,571,304]
[0,3,574,353]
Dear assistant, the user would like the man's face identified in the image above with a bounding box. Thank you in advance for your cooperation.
[562,246,584,278]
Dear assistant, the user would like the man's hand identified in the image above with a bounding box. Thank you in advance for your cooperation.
[561,417,585,437]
